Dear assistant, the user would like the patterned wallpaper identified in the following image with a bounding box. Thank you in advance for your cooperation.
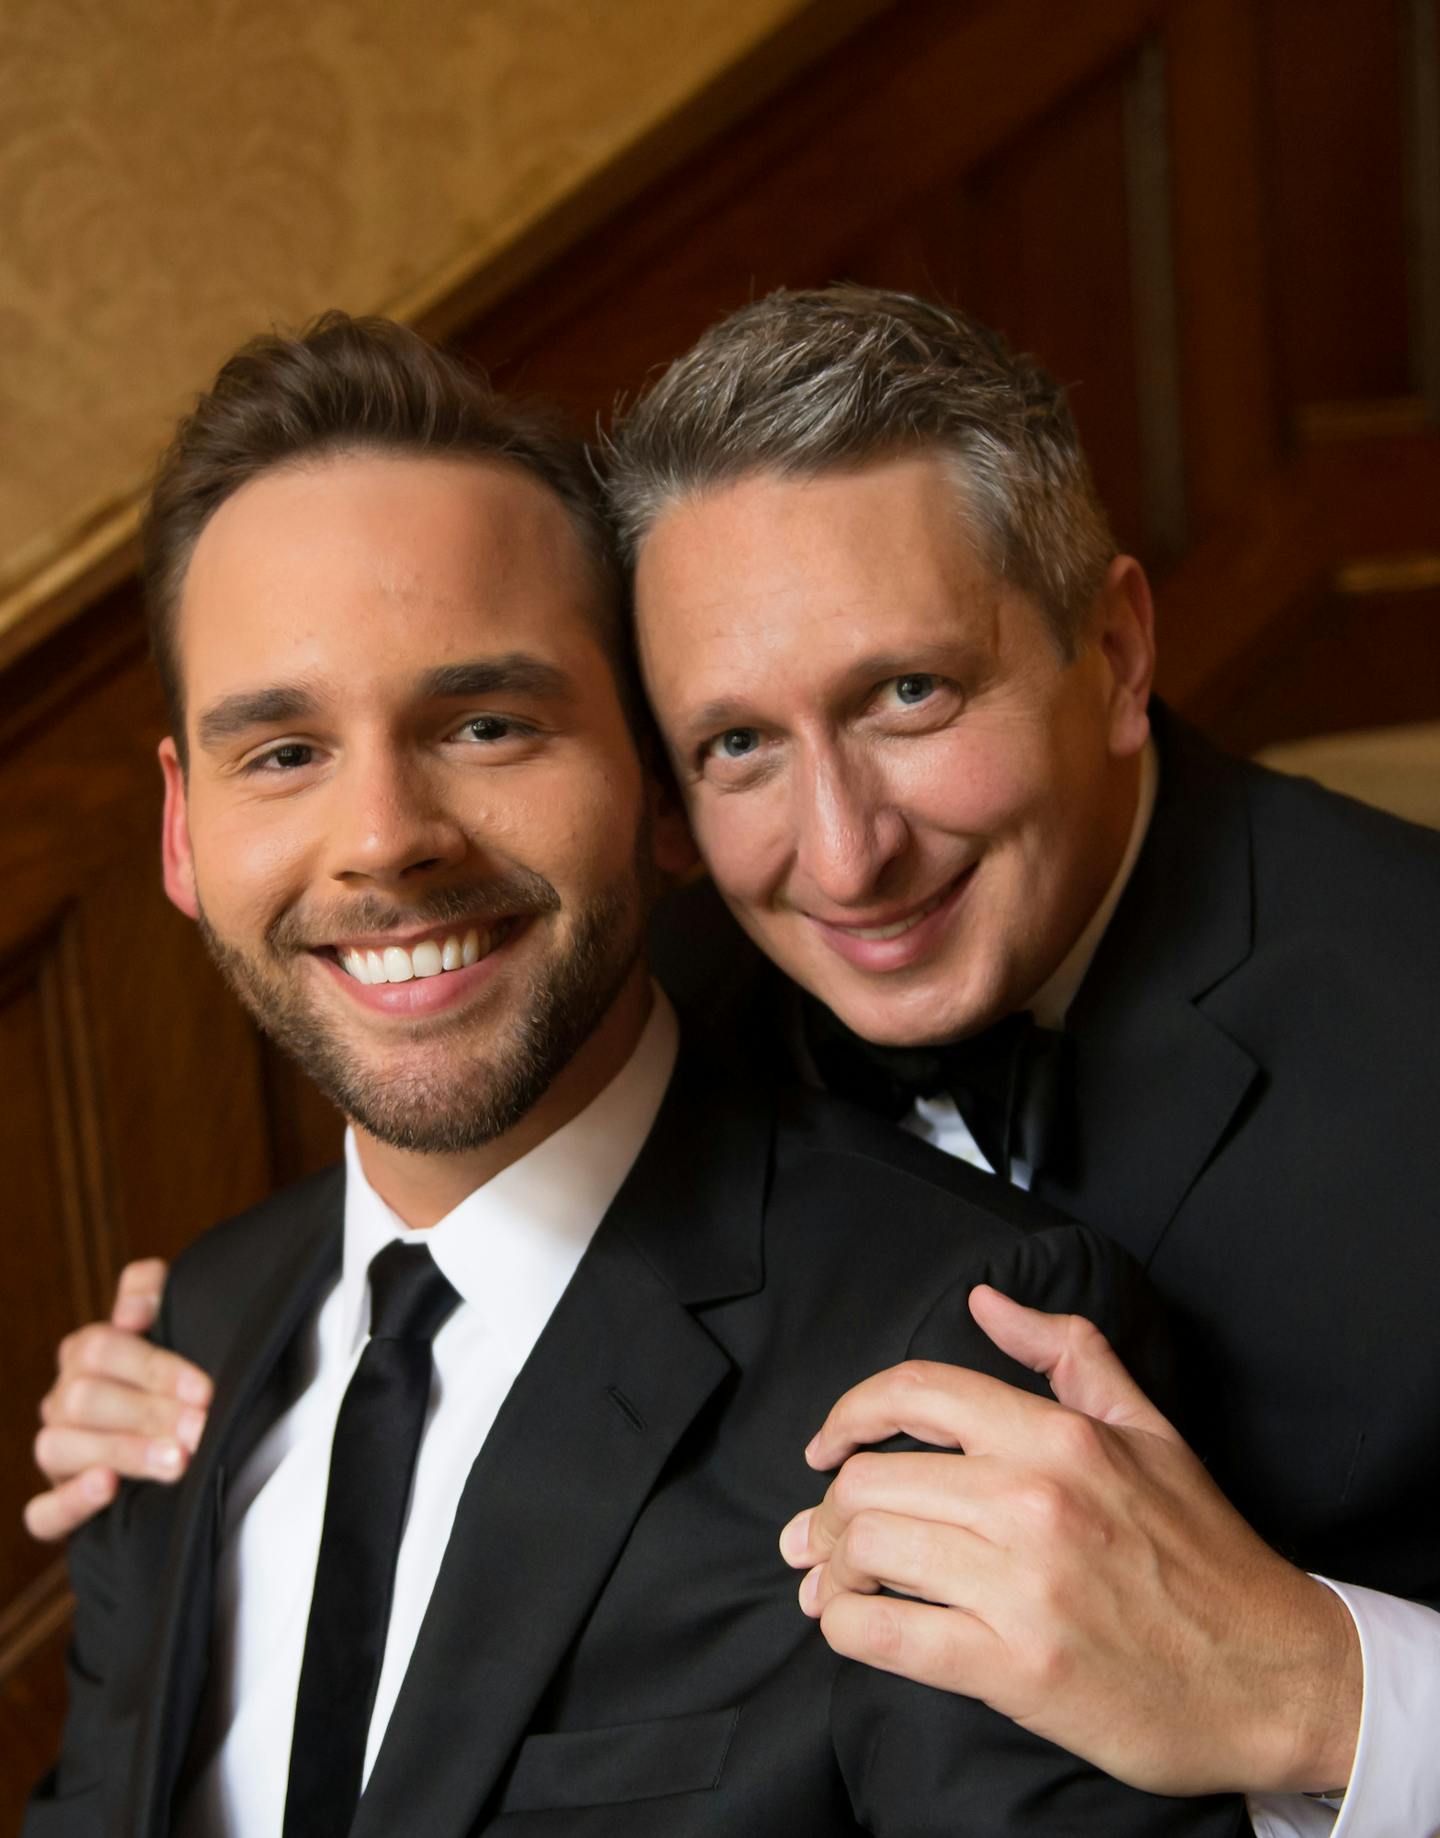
[0,0,807,622]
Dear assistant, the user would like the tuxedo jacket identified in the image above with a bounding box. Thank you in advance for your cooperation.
[27,1052,1248,1837]
[657,706,1440,1605]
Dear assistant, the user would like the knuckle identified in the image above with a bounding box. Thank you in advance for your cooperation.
[843,1509,888,1572]
[1016,1476,1070,1536]
[60,1375,97,1423]
[831,1453,880,1516]
[67,1324,108,1372]
[1050,1409,1107,1467]
[888,1359,936,1395]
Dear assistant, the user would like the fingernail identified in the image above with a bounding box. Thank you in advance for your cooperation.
[176,1408,206,1453]
[779,1510,811,1565]
[178,1370,211,1407]
[804,1434,824,1466]
[147,1440,183,1478]
[799,1565,823,1614]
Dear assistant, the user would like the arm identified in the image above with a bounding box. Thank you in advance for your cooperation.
[787,1285,1363,1801]
[24,1260,211,1542]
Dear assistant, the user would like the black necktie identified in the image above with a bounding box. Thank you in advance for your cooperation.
[283,1241,461,1838]
[804,996,1073,1180]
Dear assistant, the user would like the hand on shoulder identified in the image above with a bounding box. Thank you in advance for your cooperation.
[781,1285,1362,1799]
[24,1259,210,1542]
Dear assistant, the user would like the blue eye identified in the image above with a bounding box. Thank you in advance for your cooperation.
[894,674,935,704]
[716,728,759,758]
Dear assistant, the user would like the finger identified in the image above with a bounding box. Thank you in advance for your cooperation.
[23,1468,119,1543]
[805,1359,1049,1470]
[816,1589,1006,1699]
[34,1423,193,1488]
[42,1371,206,1445]
[57,1323,212,1409]
[110,1258,169,1332]
[796,1509,993,1619]
[967,1285,1175,1439]
[782,1450,1004,1567]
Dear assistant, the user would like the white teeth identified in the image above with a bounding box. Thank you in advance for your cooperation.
[338,924,507,985]
[844,891,946,942]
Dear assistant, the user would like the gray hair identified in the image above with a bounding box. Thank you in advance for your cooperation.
[604,285,1116,653]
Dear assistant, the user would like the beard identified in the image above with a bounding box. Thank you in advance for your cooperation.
[195,855,649,1155]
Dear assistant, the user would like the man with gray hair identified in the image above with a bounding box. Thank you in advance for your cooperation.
[32,289,1440,1835]
[606,286,1440,1837]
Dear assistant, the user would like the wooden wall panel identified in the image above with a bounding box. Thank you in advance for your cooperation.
[1266,0,1414,414]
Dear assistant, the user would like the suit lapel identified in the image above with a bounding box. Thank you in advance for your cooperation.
[123,1170,344,1838]
[353,1053,770,1838]
[1035,710,1260,1266]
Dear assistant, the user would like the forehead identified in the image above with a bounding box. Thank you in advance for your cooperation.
[633,456,1023,709]
[176,451,604,701]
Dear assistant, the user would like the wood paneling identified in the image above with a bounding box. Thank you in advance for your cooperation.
[5,0,1440,1813]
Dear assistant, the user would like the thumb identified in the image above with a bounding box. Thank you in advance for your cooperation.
[111,1258,168,1332]
[968,1284,1177,1439]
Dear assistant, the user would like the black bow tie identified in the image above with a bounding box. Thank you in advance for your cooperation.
[803,996,1073,1180]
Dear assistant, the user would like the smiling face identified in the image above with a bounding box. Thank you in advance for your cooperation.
[634,453,1154,1046]
[161,450,663,1156]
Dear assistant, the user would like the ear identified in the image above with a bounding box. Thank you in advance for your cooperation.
[1094,554,1156,760]
[646,766,701,886]
[159,738,200,920]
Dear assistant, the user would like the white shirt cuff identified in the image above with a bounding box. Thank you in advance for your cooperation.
[1247,1577,1440,1838]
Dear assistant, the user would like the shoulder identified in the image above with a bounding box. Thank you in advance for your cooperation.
[160,1161,343,1349]
[767,1084,1171,1407]
[1162,709,1440,939]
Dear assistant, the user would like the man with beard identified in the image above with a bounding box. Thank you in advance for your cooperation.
[23,313,1247,1838]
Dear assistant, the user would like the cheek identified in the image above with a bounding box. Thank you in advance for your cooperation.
[889,732,1048,838]
[688,790,790,904]
[188,800,313,928]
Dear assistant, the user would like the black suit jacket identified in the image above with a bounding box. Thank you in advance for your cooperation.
[656,706,1440,1605]
[27,1050,1248,1837]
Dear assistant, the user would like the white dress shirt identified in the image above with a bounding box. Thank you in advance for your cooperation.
[904,742,1440,1836]
[177,989,679,1838]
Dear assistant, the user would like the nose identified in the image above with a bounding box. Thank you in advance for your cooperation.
[323,747,468,888]
[792,745,908,908]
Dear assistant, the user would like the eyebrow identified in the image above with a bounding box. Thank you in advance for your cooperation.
[680,647,971,741]
[194,654,577,752]
[418,655,576,703]
[195,685,318,751]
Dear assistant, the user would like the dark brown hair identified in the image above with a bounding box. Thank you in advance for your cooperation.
[143,312,630,758]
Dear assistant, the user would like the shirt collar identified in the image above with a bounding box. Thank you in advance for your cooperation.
[338,984,680,1364]
[1028,738,1159,1029]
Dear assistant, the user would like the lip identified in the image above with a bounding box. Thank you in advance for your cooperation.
[312,918,529,1017]
[804,868,975,974]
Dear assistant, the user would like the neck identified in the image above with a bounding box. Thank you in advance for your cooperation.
[352,963,654,1228]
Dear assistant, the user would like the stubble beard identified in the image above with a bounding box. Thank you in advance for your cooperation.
[194,868,648,1155]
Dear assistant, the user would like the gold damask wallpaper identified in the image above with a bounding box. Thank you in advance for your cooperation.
[0,0,812,649]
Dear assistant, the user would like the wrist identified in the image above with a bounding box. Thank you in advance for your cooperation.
[1258,1574,1363,1794]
